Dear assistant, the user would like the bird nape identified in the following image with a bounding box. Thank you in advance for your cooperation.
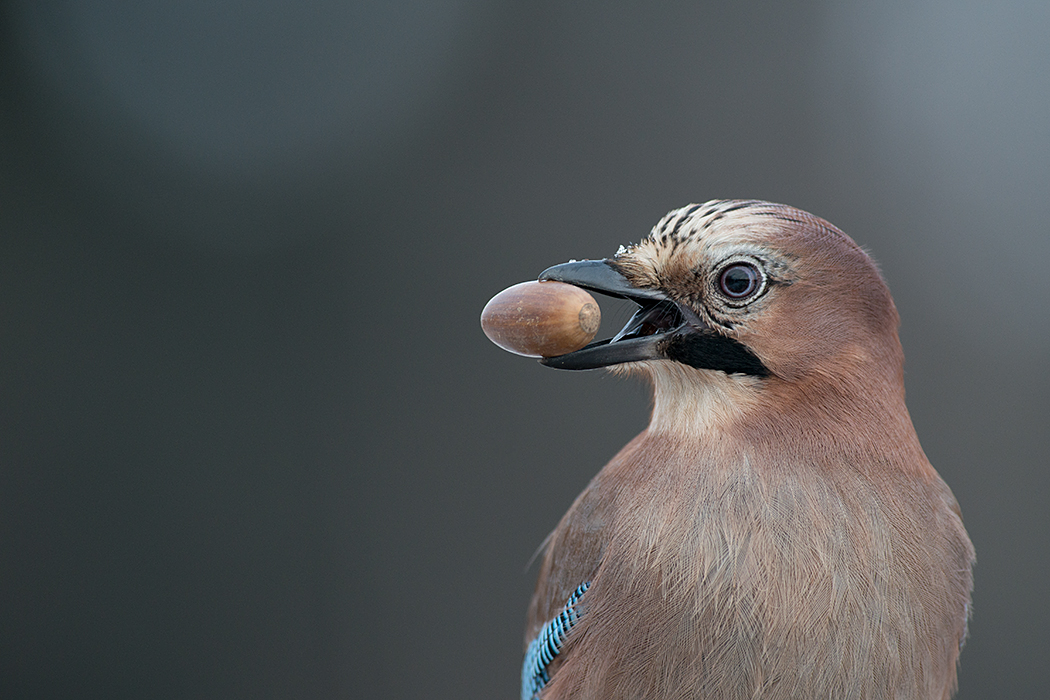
[512,200,974,700]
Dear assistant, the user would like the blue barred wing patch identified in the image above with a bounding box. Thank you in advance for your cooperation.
[521,582,591,700]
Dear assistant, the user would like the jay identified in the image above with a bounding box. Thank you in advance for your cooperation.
[521,200,974,700]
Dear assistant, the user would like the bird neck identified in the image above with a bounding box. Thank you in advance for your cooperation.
[641,362,764,439]
[639,362,925,474]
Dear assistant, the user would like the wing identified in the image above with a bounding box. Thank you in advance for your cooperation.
[521,582,590,700]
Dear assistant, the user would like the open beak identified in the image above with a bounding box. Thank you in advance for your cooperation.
[538,259,771,377]
[537,260,696,370]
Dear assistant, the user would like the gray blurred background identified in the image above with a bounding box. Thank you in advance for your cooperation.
[1,1,1046,698]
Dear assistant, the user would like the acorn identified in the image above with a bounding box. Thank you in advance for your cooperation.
[481,281,601,358]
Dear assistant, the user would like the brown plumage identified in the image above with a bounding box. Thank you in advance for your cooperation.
[523,200,974,699]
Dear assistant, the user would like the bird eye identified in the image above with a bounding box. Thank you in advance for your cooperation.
[718,263,761,300]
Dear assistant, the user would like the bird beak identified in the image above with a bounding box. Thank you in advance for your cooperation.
[537,259,695,370]
[538,259,770,376]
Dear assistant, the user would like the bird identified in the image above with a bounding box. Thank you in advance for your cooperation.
[520,200,974,700]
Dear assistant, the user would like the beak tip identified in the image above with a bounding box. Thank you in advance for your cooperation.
[537,259,666,303]
[538,259,609,284]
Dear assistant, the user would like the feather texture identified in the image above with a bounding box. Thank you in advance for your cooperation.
[522,582,591,700]
[522,201,974,700]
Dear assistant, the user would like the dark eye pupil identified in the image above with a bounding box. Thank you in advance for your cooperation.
[719,264,758,298]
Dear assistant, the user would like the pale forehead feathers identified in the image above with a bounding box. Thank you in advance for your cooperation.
[617,200,872,277]
[657,200,850,248]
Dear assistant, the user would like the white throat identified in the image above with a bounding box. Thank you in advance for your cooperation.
[627,361,761,438]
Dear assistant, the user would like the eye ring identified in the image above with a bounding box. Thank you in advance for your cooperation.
[717,262,763,301]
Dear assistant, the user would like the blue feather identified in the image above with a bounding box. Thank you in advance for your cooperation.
[521,582,590,700]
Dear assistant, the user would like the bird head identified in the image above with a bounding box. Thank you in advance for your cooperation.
[540,200,906,433]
